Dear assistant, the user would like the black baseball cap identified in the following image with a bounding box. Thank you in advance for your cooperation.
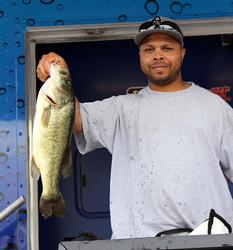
[134,16,184,47]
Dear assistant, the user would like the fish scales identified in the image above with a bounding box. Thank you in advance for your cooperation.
[31,63,75,218]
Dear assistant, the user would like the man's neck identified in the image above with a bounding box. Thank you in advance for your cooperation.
[148,81,191,92]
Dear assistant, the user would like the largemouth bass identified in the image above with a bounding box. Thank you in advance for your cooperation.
[31,63,75,218]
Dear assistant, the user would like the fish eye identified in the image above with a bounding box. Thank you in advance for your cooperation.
[59,69,67,76]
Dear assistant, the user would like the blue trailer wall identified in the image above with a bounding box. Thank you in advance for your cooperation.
[1,0,233,249]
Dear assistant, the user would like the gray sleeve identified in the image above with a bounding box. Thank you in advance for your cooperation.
[74,96,121,154]
[219,100,233,182]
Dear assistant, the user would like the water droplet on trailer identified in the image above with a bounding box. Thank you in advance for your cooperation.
[40,0,55,4]
[183,3,191,9]
[27,18,36,26]
[0,130,9,138]
[22,0,31,4]
[56,4,63,10]
[0,152,8,164]
[118,14,127,22]
[0,192,4,201]
[17,99,25,108]
[15,17,20,23]
[0,87,7,95]
[16,41,21,47]
[54,20,64,25]
[15,32,20,38]
[18,145,26,154]
[17,55,25,65]
[170,1,183,14]
[3,42,8,48]
[144,0,159,15]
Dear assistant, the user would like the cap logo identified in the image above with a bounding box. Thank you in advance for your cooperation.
[152,16,162,28]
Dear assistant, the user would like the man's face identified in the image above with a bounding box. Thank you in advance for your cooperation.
[139,33,186,87]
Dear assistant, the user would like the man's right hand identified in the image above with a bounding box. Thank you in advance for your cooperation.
[36,52,68,82]
[36,52,83,133]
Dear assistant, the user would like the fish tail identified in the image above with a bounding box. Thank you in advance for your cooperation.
[39,193,65,218]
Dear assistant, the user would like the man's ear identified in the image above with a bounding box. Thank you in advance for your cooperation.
[181,47,186,60]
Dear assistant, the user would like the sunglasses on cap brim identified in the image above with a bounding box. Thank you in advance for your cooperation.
[139,17,183,37]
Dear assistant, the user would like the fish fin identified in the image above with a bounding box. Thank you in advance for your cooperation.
[39,196,53,219]
[39,193,65,218]
[61,146,72,178]
[52,193,66,217]
[41,105,51,127]
[31,156,40,180]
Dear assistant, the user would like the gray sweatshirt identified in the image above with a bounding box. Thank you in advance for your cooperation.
[75,83,233,239]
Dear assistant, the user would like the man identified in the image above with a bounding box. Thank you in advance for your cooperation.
[37,16,233,239]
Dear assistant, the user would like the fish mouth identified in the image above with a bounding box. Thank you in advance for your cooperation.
[46,95,57,105]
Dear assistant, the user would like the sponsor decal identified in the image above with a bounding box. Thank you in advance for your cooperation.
[127,87,144,94]
[210,86,231,102]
